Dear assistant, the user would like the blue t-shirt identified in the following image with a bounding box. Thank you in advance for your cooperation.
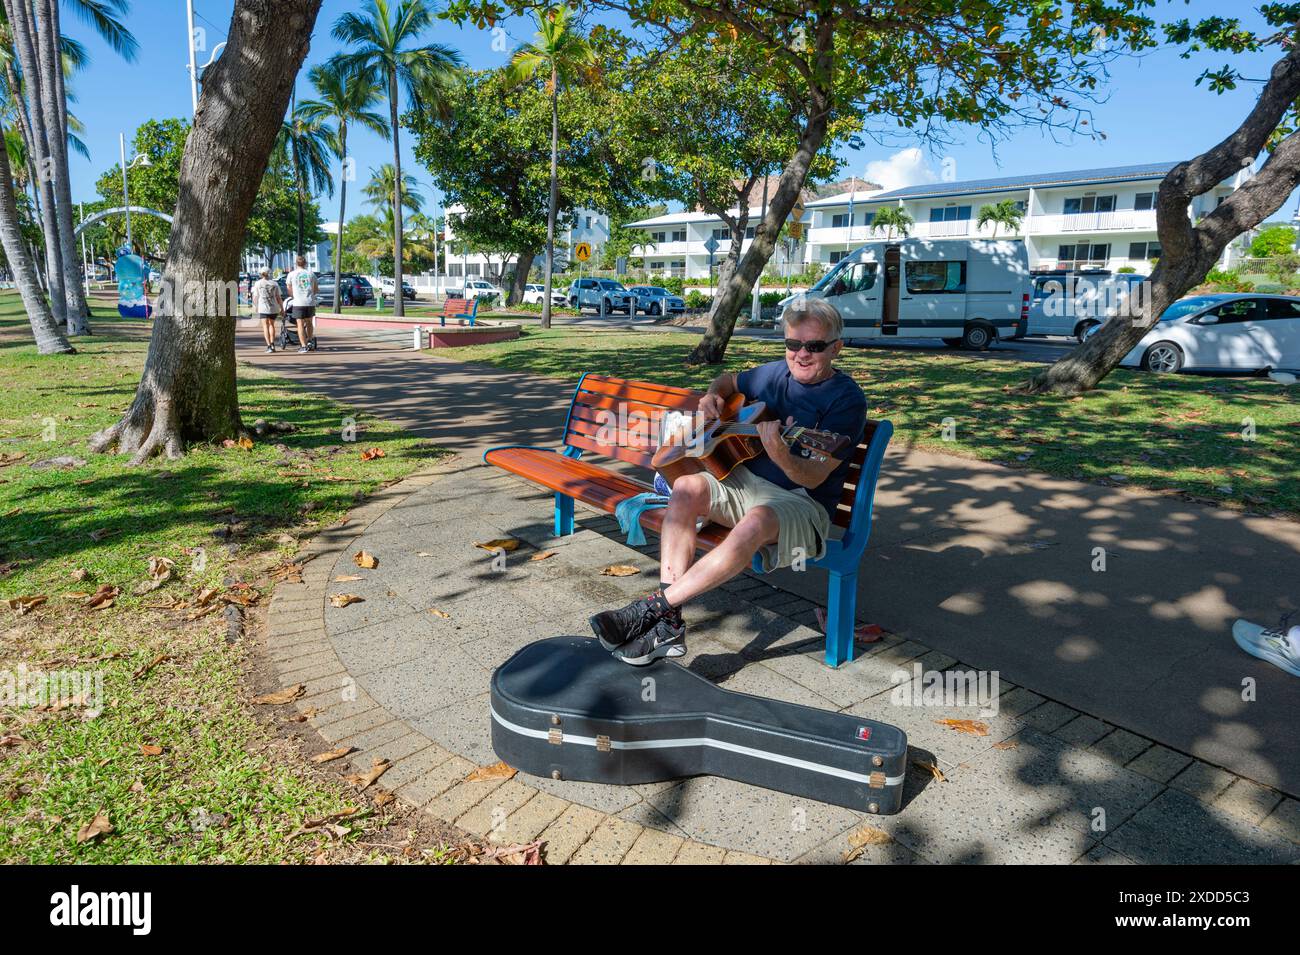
[735,360,868,519]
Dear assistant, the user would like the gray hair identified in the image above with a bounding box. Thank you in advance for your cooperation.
[784,296,843,340]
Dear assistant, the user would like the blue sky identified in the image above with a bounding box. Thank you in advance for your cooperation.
[64,1,1300,224]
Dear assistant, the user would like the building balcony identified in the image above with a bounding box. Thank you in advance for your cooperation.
[1032,209,1156,234]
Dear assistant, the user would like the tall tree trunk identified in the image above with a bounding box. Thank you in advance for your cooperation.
[4,0,65,329]
[333,122,347,312]
[387,67,404,317]
[0,115,71,354]
[540,71,559,329]
[507,250,535,306]
[38,0,90,333]
[90,0,323,463]
[687,109,829,364]
[1021,42,1300,395]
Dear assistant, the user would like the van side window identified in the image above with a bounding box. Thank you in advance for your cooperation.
[906,261,966,294]
[829,262,877,295]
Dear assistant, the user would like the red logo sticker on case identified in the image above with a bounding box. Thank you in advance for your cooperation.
[855,726,872,741]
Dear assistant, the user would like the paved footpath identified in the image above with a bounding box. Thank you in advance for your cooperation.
[244,327,1300,863]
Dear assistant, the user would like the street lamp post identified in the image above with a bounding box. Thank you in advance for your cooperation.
[118,133,151,251]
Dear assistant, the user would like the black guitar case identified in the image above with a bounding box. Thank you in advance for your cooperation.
[490,636,908,815]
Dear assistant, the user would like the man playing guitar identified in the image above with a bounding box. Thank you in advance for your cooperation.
[591,298,868,665]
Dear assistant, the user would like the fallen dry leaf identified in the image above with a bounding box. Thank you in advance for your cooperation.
[352,550,378,569]
[911,759,947,782]
[252,684,306,705]
[0,735,26,748]
[474,538,520,553]
[311,746,355,764]
[5,595,47,615]
[329,593,364,608]
[991,740,1020,751]
[529,550,558,562]
[935,718,990,737]
[129,781,145,794]
[427,608,451,619]
[194,587,220,606]
[334,574,364,582]
[843,824,892,862]
[69,568,88,582]
[465,761,516,783]
[134,556,175,595]
[84,585,119,611]
[344,759,391,791]
[76,811,113,845]
[373,791,396,808]
[237,435,254,451]
[140,744,164,757]
[360,447,386,461]
[479,839,543,865]
[600,564,640,577]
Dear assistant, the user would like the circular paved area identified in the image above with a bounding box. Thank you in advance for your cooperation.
[263,457,1300,864]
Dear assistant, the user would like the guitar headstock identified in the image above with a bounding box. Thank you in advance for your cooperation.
[785,426,849,462]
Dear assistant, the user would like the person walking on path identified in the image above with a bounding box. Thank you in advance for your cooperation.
[251,268,284,353]
[286,254,319,353]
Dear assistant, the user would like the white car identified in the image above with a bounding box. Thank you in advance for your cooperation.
[1108,293,1300,374]
[453,279,503,303]
[522,283,567,306]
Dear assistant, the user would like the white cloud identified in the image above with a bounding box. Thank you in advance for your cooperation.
[863,148,940,192]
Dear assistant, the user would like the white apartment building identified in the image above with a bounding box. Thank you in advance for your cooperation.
[629,161,1256,279]
[434,205,611,289]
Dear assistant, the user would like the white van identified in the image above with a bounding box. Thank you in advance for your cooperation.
[781,239,1030,349]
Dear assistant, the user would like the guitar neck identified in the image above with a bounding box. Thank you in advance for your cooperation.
[713,421,802,444]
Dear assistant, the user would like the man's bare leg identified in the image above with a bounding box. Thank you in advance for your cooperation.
[659,473,712,585]
[295,316,311,348]
[664,506,779,608]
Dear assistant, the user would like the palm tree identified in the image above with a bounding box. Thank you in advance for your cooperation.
[363,163,422,218]
[977,199,1024,237]
[331,0,462,316]
[276,100,335,257]
[871,206,914,240]
[0,112,70,353]
[507,5,595,329]
[297,61,387,312]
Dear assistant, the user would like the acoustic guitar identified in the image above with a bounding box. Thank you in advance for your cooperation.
[651,398,851,485]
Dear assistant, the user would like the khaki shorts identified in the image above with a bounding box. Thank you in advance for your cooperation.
[699,464,830,573]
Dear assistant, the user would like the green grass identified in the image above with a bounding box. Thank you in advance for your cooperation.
[448,326,1300,516]
[0,292,453,863]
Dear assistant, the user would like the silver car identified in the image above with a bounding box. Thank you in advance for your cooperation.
[628,285,686,316]
[567,278,635,314]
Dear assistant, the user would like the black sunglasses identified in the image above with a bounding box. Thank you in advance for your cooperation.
[784,338,839,354]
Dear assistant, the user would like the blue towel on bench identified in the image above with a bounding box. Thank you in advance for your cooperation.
[615,492,669,547]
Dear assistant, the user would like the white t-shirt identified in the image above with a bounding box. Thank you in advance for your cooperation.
[287,268,316,307]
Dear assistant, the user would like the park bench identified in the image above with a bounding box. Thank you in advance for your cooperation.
[484,373,893,668]
[439,296,480,326]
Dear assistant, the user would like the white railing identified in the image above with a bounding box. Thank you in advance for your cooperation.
[918,219,971,238]
[1035,210,1156,233]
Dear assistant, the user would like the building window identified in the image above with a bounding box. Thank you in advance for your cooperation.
[1013,200,1027,213]
[745,226,756,239]
[861,211,875,226]
[831,213,851,229]
[650,261,664,270]
[1128,241,1162,260]
[1134,192,1155,211]
[467,263,481,275]
[1064,195,1116,214]
[1058,243,1111,265]
[448,263,463,277]
[712,227,730,240]
[672,229,686,242]
[928,205,971,222]
[651,231,666,243]
[905,260,966,293]
[585,216,592,228]
[829,249,850,264]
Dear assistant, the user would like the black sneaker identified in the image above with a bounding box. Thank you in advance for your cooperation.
[613,616,687,666]
[590,592,673,651]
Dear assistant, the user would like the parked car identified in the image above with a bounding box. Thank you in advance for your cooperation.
[1098,293,1300,374]
[318,273,374,308]
[628,285,686,316]
[522,283,568,306]
[449,279,503,303]
[375,276,417,301]
[1027,270,1148,342]
[567,278,636,314]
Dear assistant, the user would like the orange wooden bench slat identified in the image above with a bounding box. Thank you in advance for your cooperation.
[578,375,701,410]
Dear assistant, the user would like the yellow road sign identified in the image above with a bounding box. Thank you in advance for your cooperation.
[574,242,592,263]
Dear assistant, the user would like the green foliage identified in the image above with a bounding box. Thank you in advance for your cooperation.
[660,276,685,295]
[1253,282,1287,294]
[1117,266,1137,273]
[1250,224,1297,258]
[1202,267,1252,292]
[976,199,1024,237]
[1263,252,1300,284]
[93,118,190,257]
[870,206,914,239]
[758,291,785,307]
[684,289,709,309]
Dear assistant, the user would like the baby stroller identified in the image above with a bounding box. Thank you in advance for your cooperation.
[276,308,317,351]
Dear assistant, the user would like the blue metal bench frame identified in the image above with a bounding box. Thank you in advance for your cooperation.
[440,296,480,327]
[485,374,893,668]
